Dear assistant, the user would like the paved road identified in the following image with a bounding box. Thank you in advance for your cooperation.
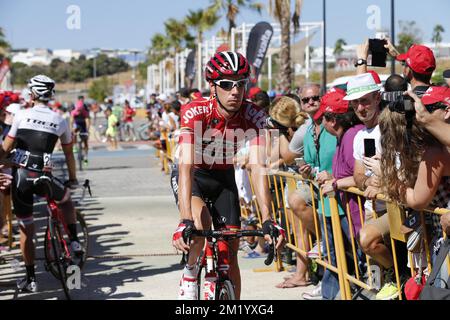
[0,143,312,300]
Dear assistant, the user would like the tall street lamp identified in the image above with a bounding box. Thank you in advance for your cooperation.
[322,0,327,94]
[391,0,396,75]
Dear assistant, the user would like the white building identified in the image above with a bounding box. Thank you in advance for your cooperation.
[11,48,53,66]
[52,49,81,63]
[310,46,336,71]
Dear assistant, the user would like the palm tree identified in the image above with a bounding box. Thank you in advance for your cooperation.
[432,24,445,48]
[269,0,303,91]
[148,33,171,64]
[333,38,347,56]
[0,27,11,59]
[185,8,220,43]
[164,18,193,54]
[209,0,263,36]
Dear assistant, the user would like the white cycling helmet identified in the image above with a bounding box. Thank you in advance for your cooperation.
[28,75,55,101]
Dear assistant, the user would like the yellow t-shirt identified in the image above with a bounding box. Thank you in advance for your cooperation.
[106,114,118,136]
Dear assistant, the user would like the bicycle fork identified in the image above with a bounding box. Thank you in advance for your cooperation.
[202,238,231,300]
[47,201,71,262]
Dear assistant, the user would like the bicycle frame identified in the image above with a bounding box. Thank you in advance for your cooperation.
[45,196,71,263]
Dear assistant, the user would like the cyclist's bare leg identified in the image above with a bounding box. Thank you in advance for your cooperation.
[18,221,35,266]
[186,196,212,266]
[227,238,241,299]
[82,138,89,159]
[58,192,79,242]
[72,131,78,146]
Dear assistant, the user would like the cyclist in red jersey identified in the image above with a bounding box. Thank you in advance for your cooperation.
[172,51,286,300]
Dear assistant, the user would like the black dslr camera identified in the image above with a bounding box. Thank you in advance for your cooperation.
[381,91,415,113]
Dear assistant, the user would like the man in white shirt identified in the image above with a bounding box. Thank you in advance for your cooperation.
[344,72,396,300]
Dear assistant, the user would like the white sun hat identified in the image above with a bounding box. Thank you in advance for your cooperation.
[343,73,381,101]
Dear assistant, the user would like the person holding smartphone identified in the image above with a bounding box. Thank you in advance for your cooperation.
[318,89,365,235]
[306,88,364,300]
[343,73,400,300]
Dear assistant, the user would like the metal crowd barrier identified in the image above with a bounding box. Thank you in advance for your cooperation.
[265,170,449,300]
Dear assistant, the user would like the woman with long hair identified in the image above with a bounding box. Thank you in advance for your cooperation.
[378,88,450,265]
[266,95,312,289]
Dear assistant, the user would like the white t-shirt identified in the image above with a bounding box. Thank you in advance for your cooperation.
[169,112,180,130]
[353,125,386,213]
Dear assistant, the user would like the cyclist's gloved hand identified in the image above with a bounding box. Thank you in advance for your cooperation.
[172,219,195,254]
[64,179,79,189]
[262,219,286,249]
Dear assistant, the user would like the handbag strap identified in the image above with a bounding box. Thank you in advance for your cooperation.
[426,238,450,286]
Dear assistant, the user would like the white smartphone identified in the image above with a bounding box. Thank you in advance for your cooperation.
[295,158,306,167]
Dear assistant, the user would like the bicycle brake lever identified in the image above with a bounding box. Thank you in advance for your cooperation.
[264,239,276,266]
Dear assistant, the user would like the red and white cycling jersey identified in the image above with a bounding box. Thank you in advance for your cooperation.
[179,97,267,170]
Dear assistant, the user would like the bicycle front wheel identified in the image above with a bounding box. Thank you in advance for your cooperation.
[73,210,89,270]
[138,124,150,141]
[216,280,236,300]
[45,220,71,300]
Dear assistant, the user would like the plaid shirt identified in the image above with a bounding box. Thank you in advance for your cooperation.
[429,176,450,238]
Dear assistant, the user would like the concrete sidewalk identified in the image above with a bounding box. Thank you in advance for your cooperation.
[0,145,311,300]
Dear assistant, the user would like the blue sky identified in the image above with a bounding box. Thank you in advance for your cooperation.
[1,0,449,51]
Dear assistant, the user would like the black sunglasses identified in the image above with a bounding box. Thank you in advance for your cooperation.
[214,79,249,91]
[266,117,289,131]
[425,102,448,113]
[301,96,320,104]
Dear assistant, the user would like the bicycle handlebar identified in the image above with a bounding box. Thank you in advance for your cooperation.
[181,229,276,267]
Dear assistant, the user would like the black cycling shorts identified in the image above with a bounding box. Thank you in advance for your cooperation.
[74,120,88,135]
[12,168,67,219]
[171,164,241,230]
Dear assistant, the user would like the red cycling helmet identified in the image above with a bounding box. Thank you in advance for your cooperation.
[205,51,250,81]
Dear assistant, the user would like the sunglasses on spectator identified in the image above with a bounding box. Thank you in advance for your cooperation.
[301,96,320,104]
[214,79,249,91]
[267,117,288,130]
[424,102,449,113]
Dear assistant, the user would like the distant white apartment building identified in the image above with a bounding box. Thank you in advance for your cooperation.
[52,49,81,63]
[12,48,53,66]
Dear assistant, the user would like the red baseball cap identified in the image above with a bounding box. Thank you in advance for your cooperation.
[191,91,203,100]
[248,87,262,99]
[313,87,349,121]
[9,93,20,103]
[421,86,450,107]
[396,44,436,75]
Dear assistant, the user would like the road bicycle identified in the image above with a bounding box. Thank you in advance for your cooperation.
[136,122,153,141]
[29,176,89,300]
[181,229,277,300]
[76,132,89,172]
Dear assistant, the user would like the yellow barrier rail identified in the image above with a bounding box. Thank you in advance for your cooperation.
[268,171,449,300]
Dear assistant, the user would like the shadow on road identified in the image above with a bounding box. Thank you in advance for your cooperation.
[0,185,182,300]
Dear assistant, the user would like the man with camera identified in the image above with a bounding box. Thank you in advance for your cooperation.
[388,41,436,96]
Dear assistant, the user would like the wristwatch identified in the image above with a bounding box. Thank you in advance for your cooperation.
[354,59,367,67]
[332,180,338,192]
